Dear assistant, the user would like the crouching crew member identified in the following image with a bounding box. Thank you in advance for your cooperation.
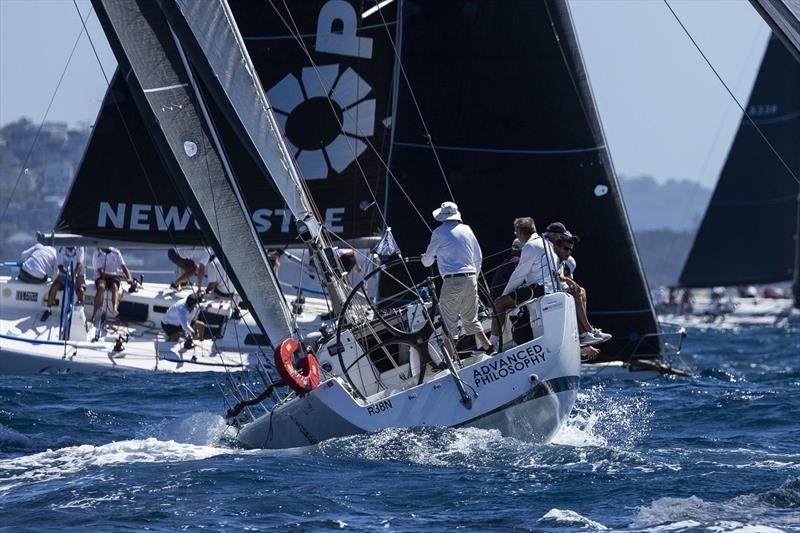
[422,201,494,365]
[18,243,56,285]
[161,293,205,347]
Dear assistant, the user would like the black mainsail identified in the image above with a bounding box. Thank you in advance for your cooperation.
[679,35,800,306]
[383,0,660,360]
[90,0,293,342]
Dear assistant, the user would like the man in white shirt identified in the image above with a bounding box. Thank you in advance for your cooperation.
[489,217,559,348]
[18,244,57,284]
[161,293,205,346]
[91,247,133,323]
[422,201,493,363]
[544,222,611,347]
[43,246,86,321]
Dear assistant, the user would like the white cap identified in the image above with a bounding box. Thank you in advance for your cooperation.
[432,201,462,222]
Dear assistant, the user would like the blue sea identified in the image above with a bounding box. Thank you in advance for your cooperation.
[1,319,799,532]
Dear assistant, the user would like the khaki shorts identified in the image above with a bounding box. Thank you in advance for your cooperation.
[438,274,483,338]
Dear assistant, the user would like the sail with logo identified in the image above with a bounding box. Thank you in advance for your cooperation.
[679,35,800,307]
[51,0,397,248]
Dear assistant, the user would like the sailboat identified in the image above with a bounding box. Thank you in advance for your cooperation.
[678,34,800,323]
[77,0,583,448]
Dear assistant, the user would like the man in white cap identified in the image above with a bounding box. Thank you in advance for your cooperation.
[422,201,494,363]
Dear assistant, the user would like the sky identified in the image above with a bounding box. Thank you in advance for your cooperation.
[0,0,770,188]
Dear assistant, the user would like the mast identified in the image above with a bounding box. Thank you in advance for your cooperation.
[91,0,294,343]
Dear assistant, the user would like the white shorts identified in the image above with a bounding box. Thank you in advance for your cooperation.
[438,275,483,338]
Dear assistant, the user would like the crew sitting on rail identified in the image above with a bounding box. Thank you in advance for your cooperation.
[168,247,211,291]
[489,217,559,350]
[42,246,86,322]
[161,293,205,347]
[545,222,611,348]
[18,243,56,285]
[422,201,494,367]
[90,247,133,324]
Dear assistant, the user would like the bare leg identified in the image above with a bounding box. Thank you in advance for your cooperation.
[491,295,515,337]
[474,330,491,350]
[110,282,120,315]
[76,284,85,304]
[193,321,205,342]
[47,280,63,308]
[91,280,106,322]
[575,287,592,334]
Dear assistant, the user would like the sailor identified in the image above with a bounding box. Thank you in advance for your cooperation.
[335,247,363,275]
[489,239,522,301]
[18,243,57,285]
[421,201,494,363]
[267,249,284,272]
[168,247,211,291]
[205,257,235,298]
[161,293,205,347]
[90,247,133,323]
[544,222,611,347]
[490,217,559,349]
[42,246,86,321]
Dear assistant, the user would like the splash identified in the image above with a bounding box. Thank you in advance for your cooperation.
[553,384,653,449]
[140,411,229,446]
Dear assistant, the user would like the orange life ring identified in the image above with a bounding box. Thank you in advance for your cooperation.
[274,338,320,394]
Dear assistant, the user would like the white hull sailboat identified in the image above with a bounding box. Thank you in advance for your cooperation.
[0,275,327,374]
[234,292,580,449]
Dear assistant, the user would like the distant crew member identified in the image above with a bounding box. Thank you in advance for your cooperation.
[205,257,234,298]
[422,201,494,365]
[168,247,211,292]
[18,243,56,285]
[91,247,132,323]
[42,246,86,321]
[161,293,205,347]
[267,249,284,273]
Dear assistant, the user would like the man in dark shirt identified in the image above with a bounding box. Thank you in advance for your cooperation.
[488,239,521,348]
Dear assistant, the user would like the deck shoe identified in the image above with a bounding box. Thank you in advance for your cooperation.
[591,328,612,342]
[579,332,604,347]
[40,309,51,322]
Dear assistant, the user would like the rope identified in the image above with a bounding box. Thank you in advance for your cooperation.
[663,0,800,187]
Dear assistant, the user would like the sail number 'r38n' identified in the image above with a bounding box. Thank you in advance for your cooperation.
[367,399,393,416]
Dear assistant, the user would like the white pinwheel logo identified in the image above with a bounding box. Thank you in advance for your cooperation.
[267,64,375,180]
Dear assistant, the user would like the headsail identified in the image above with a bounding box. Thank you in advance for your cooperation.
[383,0,660,361]
[679,36,800,294]
[750,0,800,63]
[91,0,293,342]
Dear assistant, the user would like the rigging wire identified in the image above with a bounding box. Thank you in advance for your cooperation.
[372,0,455,202]
[0,6,94,223]
[663,0,800,187]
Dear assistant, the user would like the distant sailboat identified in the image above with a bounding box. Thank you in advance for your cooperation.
[679,34,800,314]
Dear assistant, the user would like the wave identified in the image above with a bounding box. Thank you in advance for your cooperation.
[630,477,800,531]
[0,437,232,494]
[538,508,608,530]
[0,424,33,450]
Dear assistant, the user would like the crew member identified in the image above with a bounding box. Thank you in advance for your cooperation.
[490,217,559,347]
[18,243,56,285]
[168,247,211,291]
[91,247,132,323]
[161,293,205,347]
[422,201,494,364]
[43,246,86,321]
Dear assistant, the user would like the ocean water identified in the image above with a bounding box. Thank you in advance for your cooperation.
[1,319,799,532]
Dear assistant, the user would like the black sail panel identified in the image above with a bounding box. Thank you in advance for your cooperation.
[385,0,660,360]
[54,70,201,245]
[680,36,800,288]
[91,0,293,343]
